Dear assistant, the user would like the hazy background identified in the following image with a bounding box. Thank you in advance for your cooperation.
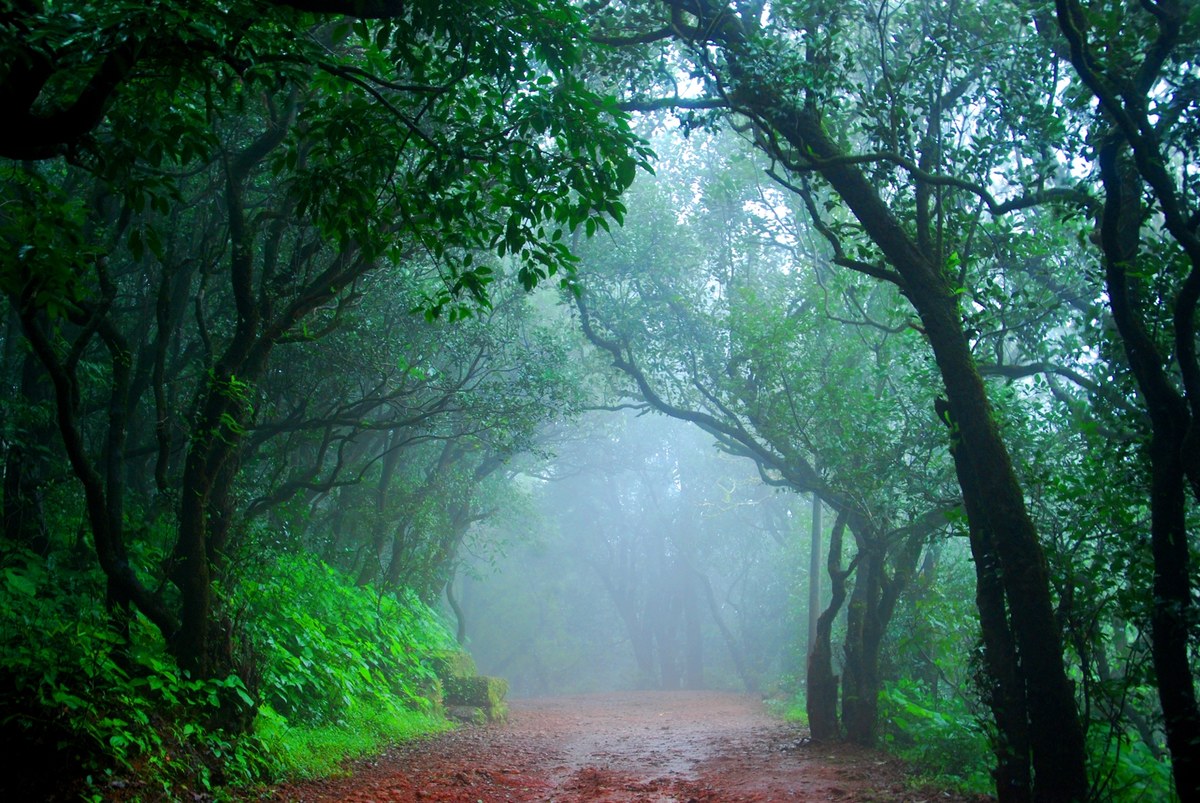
[454,410,813,698]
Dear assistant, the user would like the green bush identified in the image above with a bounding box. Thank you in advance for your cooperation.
[235,553,460,781]
[236,553,455,727]
[877,678,993,795]
[1086,722,1174,800]
[0,542,460,799]
[0,543,265,801]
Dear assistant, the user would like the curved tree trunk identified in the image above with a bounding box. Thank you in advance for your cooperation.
[445,570,468,645]
[754,101,1087,799]
[1092,135,1200,800]
[938,398,1032,802]
[653,2,1088,793]
[807,507,851,741]
[841,523,926,747]
[840,539,877,745]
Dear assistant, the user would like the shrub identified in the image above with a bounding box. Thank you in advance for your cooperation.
[877,678,993,795]
[0,542,458,799]
[235,553,455,727]
[0,543,264,800]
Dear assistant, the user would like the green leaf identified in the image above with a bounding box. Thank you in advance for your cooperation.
[4,569,38,597]
[616,158,637,190]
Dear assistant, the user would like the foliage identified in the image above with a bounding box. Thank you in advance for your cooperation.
[2,0,1197,798]
[1086,724,1176,803]
[0,542,265,800]
[0,538,456,799]
[1,0,652,692]
[254,700,450,781]
[581,0,1196,795]
[877,679,993,795]
[236,552,455,727]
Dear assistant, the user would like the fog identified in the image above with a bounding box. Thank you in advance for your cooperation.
[454,410,814,698]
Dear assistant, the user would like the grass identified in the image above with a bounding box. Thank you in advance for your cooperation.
[763,692,808,726]
[255,700,453,780]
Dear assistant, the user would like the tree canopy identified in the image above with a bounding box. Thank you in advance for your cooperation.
[2,0,1197,799]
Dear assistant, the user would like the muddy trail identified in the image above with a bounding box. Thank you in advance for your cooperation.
[268,691,982,802]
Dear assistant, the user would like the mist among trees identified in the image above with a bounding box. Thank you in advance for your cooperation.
[2,0,1197,800]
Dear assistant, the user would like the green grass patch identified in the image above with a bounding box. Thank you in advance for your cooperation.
[255,700,452,780]
[763,691,808,726]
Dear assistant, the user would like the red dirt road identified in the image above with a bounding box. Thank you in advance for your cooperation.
[269,691,977,802]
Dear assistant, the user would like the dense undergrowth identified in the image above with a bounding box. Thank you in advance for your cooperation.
[0,539,456,801]
[770,679,1172,800]
[876,679,1174,800]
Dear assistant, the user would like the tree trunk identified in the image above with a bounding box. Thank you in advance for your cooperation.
[1093,136,1200,801]
[841,540,874,745]
[807,507,850,741]
[940,397,1032,802]
[807,493,822,664]
[682,8,1089,788]
[445,570,467,645]
[16,301,179,646]
[772,107,1087,798]
[1145,435,1200,800]
[840,523,924,747]
[358,431,404,587]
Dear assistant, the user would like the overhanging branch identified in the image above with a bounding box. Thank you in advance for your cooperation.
[617,96,728,112]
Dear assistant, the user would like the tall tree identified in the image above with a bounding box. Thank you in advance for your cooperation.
[1047,1,1200,795]
[587,2,1094,795]
[574,128,956,745]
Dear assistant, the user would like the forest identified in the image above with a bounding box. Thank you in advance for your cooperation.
[0,0,1197,800]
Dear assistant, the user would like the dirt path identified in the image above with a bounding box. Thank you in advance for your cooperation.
[269,691,973,802]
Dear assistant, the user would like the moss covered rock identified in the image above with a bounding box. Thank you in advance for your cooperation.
[444,675,506,707]
[446,705,487,726]
[443,675,508,723]
[414,674,443,710]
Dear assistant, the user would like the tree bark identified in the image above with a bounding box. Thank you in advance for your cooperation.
[651,2,1089,788]
[1093,136,1200,801]
[841,521,925,747]
[749,100,1087,801]
[841,536,876,745]
[807,493,822,664]
[807,507,850,741]
[938,398,1032,802]
[445,570,467,645]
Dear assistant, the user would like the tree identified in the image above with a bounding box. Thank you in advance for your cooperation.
[573,126,957,745]
[2,0,647,683]
[1047,1,1200,795]
[587,2,1095,795]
